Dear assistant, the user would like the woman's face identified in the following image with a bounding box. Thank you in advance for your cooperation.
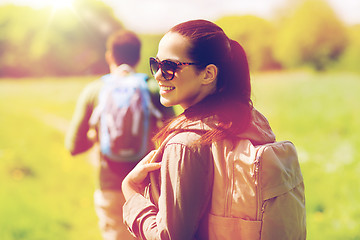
[155,32,210,109]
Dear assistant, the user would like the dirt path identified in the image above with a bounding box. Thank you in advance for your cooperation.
[32,108,99,167]
[32,108,70,134]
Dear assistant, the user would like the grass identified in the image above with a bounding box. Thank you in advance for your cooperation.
[0,71,359,239]
[252,71,360,239]
[0,76,101,240]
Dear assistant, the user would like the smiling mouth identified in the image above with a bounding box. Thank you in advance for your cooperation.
[159,85,175,91]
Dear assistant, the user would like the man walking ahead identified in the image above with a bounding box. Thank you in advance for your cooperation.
[65,29,174,240]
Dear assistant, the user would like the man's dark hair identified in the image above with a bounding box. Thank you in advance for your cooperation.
[106,30,141,67]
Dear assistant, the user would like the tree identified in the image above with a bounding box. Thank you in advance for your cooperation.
[0,0,122,77]
[216,15,281,71]
[273,0,348,70]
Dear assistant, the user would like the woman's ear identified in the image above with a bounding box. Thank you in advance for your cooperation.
[201,64,218,85]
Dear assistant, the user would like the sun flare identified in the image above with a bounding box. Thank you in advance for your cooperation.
[51,0,74,11]
[26,0,75,11]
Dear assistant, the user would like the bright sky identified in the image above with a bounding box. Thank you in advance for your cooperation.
[104,0,360,33]
[2,0,360,33]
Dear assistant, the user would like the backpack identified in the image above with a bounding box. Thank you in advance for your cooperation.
[90,73,162,162]
[208,139,306,240]
[150,134,306,239]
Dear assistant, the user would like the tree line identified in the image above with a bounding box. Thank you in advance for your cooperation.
[0,0,359,78]
[0,0,122,77]
[216,0,359,73]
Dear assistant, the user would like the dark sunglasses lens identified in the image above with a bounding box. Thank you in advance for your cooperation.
[149,58,177,80]
[161,61,177,80]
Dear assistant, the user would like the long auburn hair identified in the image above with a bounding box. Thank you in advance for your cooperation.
[153,19,253,146]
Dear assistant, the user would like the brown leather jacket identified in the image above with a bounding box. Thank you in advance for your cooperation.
[123,109,277,239]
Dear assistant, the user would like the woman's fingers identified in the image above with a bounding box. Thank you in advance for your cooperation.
[122,150,161,200]
[133,162,161,182]
[142,162,161,172]
[127,153,161,184]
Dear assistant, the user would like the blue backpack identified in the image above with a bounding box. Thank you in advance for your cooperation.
[90,73,161,162]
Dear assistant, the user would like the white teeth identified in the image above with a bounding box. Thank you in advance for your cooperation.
[160,85,175,91]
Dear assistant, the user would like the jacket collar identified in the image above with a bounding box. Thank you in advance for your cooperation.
[169,108,276,145]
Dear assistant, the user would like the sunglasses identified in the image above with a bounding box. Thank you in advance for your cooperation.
[149,57,199,81]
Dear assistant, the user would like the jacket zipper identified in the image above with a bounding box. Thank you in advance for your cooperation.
[224,149,233,217]
[254,146,265,221]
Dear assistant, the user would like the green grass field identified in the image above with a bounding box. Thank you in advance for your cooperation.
[1,71,359,239]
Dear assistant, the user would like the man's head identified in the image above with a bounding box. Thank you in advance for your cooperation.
[106,30,141,68]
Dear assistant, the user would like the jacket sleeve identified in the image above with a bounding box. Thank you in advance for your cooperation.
[65,81,100,155]
[123,141,213,240]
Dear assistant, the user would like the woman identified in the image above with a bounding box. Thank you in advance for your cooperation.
[121,20,277,239]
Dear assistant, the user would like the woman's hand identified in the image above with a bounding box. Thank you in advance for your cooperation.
[122,150,161,200]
